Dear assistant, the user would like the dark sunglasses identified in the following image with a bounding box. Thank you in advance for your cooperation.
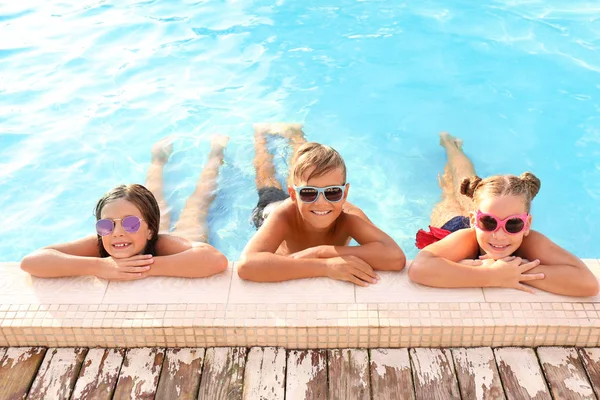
[293,185,346,203]
[475,210,529,235]
[96,216,144,236]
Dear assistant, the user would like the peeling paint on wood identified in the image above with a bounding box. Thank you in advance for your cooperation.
[410,348,460,399]
[0,347,46,399]
[538,347,594,400]
[452,347,505,400]
[328,349,370,400]
[27,347,87,400]
[198,347,247,400]
[286,350,327,400]
[156,348,204,400]
[71,348,125,400]
[242,347,285,400]
[370,348,415,400]
[112,347,165,400]
[494,347,551,400]
[579,348,600,398]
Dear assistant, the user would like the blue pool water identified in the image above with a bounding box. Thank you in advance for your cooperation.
[1,1,599,262]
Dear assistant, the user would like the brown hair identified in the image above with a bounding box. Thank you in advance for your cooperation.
[288,142,346,186]
[94,184,160,257]
[460,172,541,212]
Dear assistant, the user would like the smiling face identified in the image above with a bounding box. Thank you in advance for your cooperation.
[289,166,349,230]
[99,198,153,258]
[470,195,532,259]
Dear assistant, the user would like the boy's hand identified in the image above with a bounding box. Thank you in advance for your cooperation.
[98,255,152,281]
[488,256,543,293]
[325,255,380,287]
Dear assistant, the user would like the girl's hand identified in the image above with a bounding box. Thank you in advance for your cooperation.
[488,256,543,293]
[98,254,153,281]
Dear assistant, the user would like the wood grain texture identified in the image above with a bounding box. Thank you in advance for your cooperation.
[452,347,505,400]
[156,348,205,400]
[198,347,247,400]
[112,347,165,400]
[537,347,594,400]
[328,349,370,400]
[0,347,46,400]
[286,350,328,400]
[71,348,125,400]
[494,347,551,400]
[27,347,87,400]
[370,348,415,400]
[243,347,286,400]
[579,348,600,399]
[411,348,460,400]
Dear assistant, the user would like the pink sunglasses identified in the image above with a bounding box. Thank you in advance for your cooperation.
[475,210,529,234]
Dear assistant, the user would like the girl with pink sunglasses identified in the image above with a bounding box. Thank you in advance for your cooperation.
[409,132,598,296]
[20,136,228,281]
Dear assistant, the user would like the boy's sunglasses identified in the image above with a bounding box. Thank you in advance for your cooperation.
[96,216,144,236]
[475,210,529,234]
[293,185,346,203]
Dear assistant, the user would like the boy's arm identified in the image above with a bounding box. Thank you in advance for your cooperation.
[237,210,331,282]
[237,209,378,285]
[293,210,406,271]
[149,235,228,278]
[516,231,599,297]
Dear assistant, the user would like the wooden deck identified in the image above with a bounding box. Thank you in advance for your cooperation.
[1,346,600,399]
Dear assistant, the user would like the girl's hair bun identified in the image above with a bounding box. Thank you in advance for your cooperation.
[520,172,541,199]
[460,176,483,199]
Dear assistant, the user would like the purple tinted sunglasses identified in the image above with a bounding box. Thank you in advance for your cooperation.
[96,216,144,236]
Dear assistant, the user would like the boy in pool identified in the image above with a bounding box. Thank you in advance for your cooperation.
[237,123,406,286]
[20,135,229,280]
[409,132,599,296]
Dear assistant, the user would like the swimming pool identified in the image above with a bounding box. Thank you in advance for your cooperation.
[1,0,599,262]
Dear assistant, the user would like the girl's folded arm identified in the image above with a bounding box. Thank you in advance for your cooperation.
[408,229,488,287]
[20,235,102,277]
[517,231,599,296]
[149,235,228,278]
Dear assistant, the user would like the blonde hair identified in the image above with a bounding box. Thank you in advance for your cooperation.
[288,142,346,186]
[460,172,541,212]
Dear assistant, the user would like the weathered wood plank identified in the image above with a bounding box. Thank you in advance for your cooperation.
[156,348,205,400]
[198,347,247,400]
[0,347,46,399]
[494,347,551,400]
[71,348,125,400]
[537,347,594,400]
[286,350,328,400]
[328,349,370,400]
[579,348,600,398]
[27,347,88,400]
[370,348,415,400]
[410,348,461,400]
[452,347,505,400]
[242,347,285,400]
[112,347,165,400]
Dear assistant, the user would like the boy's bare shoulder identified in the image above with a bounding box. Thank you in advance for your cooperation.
[341,202,372,223]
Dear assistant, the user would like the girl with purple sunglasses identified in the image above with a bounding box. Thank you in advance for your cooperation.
[409,132,598,296]
[20,136,228,281]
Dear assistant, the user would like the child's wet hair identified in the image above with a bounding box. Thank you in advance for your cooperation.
[460,172,541,212]
[94,184,160,257]
[288,142,346,186]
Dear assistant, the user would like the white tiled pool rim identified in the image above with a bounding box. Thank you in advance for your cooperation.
[0,260,599,348]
